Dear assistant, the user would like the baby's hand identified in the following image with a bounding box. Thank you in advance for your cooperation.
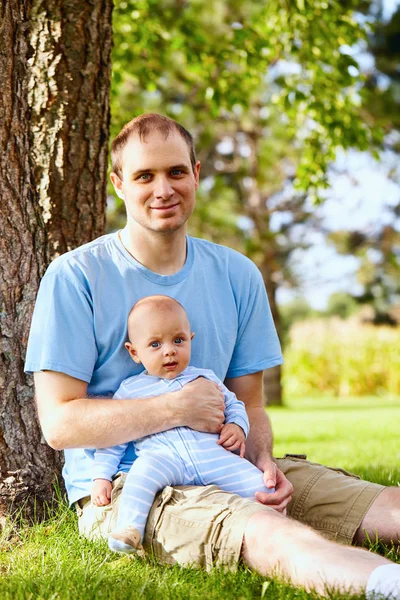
[217,423,246,458]
[91,478,112,506]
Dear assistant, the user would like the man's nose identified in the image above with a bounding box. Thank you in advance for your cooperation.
[154,176,174,199]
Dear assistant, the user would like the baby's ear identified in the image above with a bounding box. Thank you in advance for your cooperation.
[190,332,195,340]
[125,342,141,364]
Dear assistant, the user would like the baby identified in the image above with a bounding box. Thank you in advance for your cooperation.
[91,295,273,554]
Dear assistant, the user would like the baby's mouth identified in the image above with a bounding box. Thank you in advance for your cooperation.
[164,362,178,369]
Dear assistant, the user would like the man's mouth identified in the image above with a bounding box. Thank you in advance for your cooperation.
[150,203,179,212]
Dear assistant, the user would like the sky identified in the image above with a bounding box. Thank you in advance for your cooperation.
[277,149,400,309]
[276,0,400,309]
[383,0,400,20]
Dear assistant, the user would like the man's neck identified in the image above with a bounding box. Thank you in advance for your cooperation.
[119,225,187,275]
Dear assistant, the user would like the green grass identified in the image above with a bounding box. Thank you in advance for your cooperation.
[271,396,400,486]
[1,397,399,600]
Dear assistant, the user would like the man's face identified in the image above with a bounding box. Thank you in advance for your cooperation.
[125,305,193,380]
[111,130,200,235]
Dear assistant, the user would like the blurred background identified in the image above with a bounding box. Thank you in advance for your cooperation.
[107,0,400,406]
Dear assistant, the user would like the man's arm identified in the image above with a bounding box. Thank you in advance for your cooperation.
[35,370,225,450]
[224,371,293,512]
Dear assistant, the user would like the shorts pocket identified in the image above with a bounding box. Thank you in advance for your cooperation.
[77,473,126,539]
[144,486,175,559]
[203,508,232,571]
[324,465,361,480]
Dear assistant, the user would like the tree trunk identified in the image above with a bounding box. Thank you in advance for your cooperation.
[242,129,284,407]
[259,261,283,406]
[0,0,113,518]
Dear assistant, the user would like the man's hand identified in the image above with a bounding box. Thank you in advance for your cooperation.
[91,478,112,506]
[175,377,225,433]
[254,460,293,514]
[217,423,246,457]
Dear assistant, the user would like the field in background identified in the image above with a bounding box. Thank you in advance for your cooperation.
[283,318,400,398]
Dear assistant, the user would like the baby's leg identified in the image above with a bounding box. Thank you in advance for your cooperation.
[196,441,272,498]
[109,449,183,554]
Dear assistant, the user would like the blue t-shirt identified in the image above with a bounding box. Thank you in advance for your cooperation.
[25,232,283,503]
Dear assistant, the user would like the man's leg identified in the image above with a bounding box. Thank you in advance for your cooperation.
[355,487,400,545]
[78,479,400,596]
[242,509,391,596]
[276,456,387,545]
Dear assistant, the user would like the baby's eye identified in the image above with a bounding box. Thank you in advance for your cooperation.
[150,341,161,348]
[174,337,183,344]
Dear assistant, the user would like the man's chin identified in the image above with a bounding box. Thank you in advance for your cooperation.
[152,219,187,234]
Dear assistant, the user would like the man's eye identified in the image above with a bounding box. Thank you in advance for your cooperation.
[171,169,183,176]
[150,341,160,348]
[138,173,151,181]
[174,338,183,344]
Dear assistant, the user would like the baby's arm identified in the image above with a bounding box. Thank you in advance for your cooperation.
[214,376,249,435]
[203,371,249,456]
[91,478,112,506]
[91,442,128,505]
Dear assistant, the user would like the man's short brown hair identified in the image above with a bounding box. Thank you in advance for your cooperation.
[111,113,197,179]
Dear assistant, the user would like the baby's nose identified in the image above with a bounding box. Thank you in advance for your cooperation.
[164,345,176,356]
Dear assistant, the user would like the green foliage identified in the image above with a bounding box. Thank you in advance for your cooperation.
[328,224,400,322]
[284,317,400,397]
[280,297,314,322]
[111,0,377,194]
[279,297,318,345]
[326,292,358,319]
[324,5,400,321]
[361,5,400,139]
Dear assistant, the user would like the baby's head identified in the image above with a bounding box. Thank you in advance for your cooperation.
[125,295,194,379]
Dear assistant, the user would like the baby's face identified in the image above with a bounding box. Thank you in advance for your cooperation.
[128,306,193,379]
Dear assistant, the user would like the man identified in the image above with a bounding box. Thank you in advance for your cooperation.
[26,113,400,598]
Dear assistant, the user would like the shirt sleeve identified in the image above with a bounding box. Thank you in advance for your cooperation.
[201,370,250,437]
[92,443,128,481]
[226,264,283,378]
[25,272,97,382]
[222,383,250,437]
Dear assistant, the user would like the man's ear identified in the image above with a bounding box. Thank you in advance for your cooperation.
[125,341,141,364]
[110,172,125,200]
[193,161,201,190]
[190,332,195,340]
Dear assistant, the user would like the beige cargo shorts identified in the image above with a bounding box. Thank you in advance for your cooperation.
[76,455,384,570]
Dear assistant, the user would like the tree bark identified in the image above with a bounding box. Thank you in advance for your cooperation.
[242,129,284,407]
[0,0,113,518]
[259,261,283,407]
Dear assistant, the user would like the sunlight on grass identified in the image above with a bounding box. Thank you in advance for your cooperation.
[0,396,399,599]
[270,396,400,485]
